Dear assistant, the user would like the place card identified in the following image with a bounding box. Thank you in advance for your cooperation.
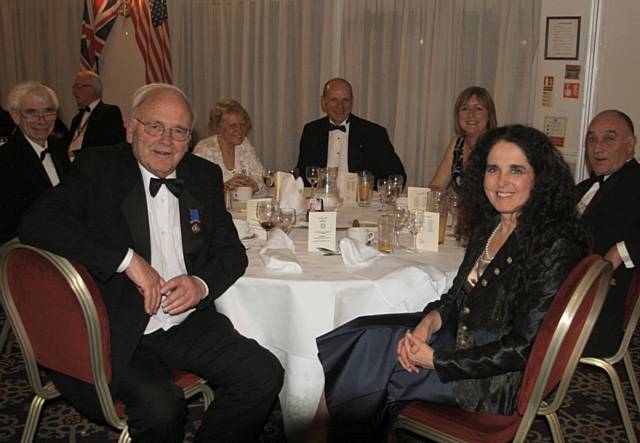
[246,198,272,239]
[274,171,292,202]
[417,211,439,252]
[338,172,358,205]
[408,187,429,211]
[308,211,337,252]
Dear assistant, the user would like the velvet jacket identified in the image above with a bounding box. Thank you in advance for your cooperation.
[18,143,247,418]
[425,222,585,415]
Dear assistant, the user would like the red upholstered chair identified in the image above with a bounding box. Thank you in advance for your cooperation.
[0,316,9,353]
[580,269,640,442]
[0,240,214,443]
[392,254,612,443]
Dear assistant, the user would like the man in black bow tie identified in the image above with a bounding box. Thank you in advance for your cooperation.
[576,109,640,357]
[20,84,283,442]
[296,77,406,186]
[0,81,70,243]
[65,70,125,160]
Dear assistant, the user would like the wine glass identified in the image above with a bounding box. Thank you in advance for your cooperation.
[376,178,388,211]
[305,166,319,190]
[256,200,279,241]
[381,181,399,210]
[277,208,296,234]
[406,209,425,253]
[388,174,404,198]
[262,169,275,188]
[394,206,409,248]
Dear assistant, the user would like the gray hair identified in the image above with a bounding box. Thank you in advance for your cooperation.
[76,70,103,97]
[6,81,59,111]
[130,83,195,128]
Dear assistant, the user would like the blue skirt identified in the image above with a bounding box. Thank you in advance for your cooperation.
[317,313,458,442]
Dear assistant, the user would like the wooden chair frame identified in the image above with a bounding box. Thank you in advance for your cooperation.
[0,240,214,443]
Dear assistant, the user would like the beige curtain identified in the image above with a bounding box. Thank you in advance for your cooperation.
[0,0,539,186]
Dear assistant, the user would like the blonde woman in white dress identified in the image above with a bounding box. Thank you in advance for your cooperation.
[193,99,265,192]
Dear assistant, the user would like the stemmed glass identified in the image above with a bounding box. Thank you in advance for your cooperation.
[262,169,275,194]
[376,178,388,211]
[380,181,399,210]
[406,209,425,253]
[256,200,280,241]
[388,174,404,199]
[277,208,296,235]
[394,207,409,248]
[305,166,319,191]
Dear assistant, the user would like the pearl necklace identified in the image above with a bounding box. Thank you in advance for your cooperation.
[483,221,502,260]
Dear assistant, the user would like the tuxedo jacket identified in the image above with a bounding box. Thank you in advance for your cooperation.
[576,159,640,356]
[0,130,70,243]
[19,143,247,417]
[66,101,125,150]
[295,114,406,185]
[426,222,585,414]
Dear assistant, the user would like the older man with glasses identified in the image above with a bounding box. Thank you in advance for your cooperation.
[0,81,70,243]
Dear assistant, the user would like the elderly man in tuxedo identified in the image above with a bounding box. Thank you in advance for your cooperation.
[577,109,640,357]
[296,77,406,186]
[66,70,125,159]
[0,81,70,243]
[19,83,283,442]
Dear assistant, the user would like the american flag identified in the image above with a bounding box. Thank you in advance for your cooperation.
[129,0,173,84]
[80,0,120,72]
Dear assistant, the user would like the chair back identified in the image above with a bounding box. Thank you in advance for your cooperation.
[514,255,611,435]
[623,270,640,328]
[0,240,112,386]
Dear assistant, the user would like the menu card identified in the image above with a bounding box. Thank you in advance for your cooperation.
[417,211,439,252]
[408,187,429,211]
[246,198,272,239]
[338,172,358,205]
[307,211,337,252]
[274,171,291,201]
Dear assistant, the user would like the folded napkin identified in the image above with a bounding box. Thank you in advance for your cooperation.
[259,229,303,274]
[339,237,382,270]
[277,172,306,213]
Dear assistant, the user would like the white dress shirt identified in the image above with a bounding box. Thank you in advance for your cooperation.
[26,136,60,186]
[326,119,350,173]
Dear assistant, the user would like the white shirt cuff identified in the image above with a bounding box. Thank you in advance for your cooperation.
[193,276,209,299]
[616,241,634,269]
[117,248,134,273]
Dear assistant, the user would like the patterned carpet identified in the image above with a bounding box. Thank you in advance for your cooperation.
[0,315,638,442]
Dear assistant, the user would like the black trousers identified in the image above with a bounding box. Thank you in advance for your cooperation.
[116,308,284,443]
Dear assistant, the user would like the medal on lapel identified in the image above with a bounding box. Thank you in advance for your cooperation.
[189,208,201,234]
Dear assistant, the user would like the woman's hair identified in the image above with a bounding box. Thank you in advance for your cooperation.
[208,99,252,135]
[454,86,497,136]
[457,124,589,256]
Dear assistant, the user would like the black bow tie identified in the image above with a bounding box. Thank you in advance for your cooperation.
[79,106,90,114]
[329,123,346,132]
[149,177,184,198]
[39,149,50,161]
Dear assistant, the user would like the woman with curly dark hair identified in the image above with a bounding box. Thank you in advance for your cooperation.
[306,125,590,442]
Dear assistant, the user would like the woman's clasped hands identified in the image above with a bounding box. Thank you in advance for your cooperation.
[397,310,442,373]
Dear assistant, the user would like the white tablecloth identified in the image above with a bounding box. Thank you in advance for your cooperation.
[215,203,465,441]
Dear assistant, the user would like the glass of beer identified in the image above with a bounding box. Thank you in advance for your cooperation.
[377,213,396,253]
[427,189,448,244]
[357,170,374,207]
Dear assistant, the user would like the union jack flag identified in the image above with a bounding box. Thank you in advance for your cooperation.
[80,0,120,73]
[129,0,173,84]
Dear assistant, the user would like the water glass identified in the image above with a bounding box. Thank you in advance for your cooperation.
[357,170,374,207]
[377,213,396,253]
[394,206,409,248]
[427,189,448,244]
[277,208,296,234]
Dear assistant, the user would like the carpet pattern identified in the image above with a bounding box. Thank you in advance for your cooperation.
[1,315,639,442]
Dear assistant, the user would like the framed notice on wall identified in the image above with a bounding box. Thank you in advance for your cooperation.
[544,17,581,60]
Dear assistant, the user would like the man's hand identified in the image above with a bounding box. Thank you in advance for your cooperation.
[125,253,165,315]
[604,245,623,272]
[161,275,206,315]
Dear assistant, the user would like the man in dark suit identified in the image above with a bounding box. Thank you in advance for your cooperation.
[296,78,406,186]
[66,70,125,160]
[19,84,283,442]
[0,81,70,243]
[577,109,640,357]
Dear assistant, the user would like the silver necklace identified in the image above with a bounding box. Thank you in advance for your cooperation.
[483,221,502,260]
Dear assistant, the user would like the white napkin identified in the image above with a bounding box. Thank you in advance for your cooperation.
[339,237,382,270]
[259,229,303,274]
[278,173,306,213]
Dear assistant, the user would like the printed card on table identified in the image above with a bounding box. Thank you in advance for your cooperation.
[308,211,337,252]
[408,187,429,211]
[338,172,358,205]
[417,211,439,252]
[246,198,272,239]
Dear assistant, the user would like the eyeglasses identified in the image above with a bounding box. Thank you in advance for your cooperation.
[585,133,617,148]
[132,117,191,142]
[20,109,57,123]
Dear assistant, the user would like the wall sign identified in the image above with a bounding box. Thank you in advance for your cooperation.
[544,17,581,60]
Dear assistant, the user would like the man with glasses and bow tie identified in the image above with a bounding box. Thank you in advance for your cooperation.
[576,109,640,357]
[19,83,284,442]
[0,81,70,243]
[296,77,406,186]
[66,70,125,160]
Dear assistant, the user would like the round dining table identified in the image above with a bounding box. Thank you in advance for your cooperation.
[215,199,465,441]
